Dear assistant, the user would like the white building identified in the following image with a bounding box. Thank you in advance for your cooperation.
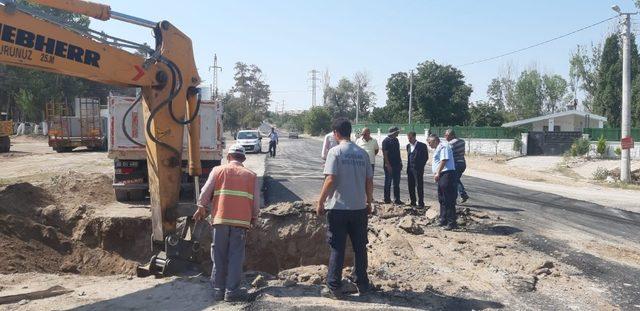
[502,110,607,132]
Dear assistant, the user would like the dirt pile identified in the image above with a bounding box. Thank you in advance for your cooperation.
[240,201,614,309]
[0,172,150,276]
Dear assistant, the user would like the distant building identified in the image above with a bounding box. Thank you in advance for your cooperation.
[502,110,606,132]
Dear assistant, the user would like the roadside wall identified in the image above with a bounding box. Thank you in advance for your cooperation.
[589,141,640,159]
[366,131,519,157]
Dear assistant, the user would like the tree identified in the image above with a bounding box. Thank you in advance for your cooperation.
[412,61,472,125]
[352,71,375,120]
[372,61,471,125]
[304,106,331,136]
[513,69,544,119]
[222,62,271,131]
[469,101,506,127]
[326,78,354,118]
[593,34,623,127]
[569,44,602,111]
[487,65,516,112]
[542,74,568,113]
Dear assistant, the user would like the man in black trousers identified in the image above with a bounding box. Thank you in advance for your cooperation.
[406,131,428,208]
[382,127,403,205]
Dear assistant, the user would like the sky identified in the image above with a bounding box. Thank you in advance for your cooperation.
[90,0,640,112]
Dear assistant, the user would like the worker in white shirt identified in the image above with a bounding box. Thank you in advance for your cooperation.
[355,127,379,174]
[321,131,338,160]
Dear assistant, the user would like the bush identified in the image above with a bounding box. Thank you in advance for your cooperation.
[569,138,590,157]
[513,135,522,153]
[303,107,332,136]
[596,135,607,157]
[614,147,622,157]
[592,166,609,181]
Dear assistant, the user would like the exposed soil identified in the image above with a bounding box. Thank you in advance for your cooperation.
[0,172,150,276]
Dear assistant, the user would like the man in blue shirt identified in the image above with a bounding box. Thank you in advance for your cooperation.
[268,127,278,157]
[427,133,458,230]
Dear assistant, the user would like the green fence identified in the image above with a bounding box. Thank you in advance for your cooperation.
[352,123,524,139]
[429,126,524,139]
[583,128,640,141]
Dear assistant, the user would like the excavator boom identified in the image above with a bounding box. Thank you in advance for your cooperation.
[0,0,203,275]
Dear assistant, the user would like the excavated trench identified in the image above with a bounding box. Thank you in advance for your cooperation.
[0,174,152,276]
[0,174,332,277]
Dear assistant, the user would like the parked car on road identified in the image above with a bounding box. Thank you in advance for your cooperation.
[236,130,262,153]
[288,131,299,139]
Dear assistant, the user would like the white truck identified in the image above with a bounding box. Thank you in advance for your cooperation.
[107,96,224,201]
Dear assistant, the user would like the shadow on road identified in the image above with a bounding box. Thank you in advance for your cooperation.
[263,176,303,204]
[466,225,523,236]
[247,284,505,310]
[463,204,523,213]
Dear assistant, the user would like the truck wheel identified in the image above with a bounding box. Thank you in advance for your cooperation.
[0,136,9,153]
[115,189,129,202]
[55,147,73,153]
[115,189,147,202]
[128,189,147,201]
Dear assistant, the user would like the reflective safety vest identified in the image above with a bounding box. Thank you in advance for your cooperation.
[210,163,256,228]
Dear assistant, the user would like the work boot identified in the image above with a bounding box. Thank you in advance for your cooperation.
[460,194,469,204]
[224,288,248,302]
[320,286,344,300]
[213,289,225,301]
[443,223,459,231]
[394,200,405,205]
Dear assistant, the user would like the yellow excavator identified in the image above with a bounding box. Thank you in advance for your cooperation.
[0,0,205,276]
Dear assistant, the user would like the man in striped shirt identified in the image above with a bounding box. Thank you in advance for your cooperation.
[445,129,469,203]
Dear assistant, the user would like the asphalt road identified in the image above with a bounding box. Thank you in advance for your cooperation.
[264,136,640,309]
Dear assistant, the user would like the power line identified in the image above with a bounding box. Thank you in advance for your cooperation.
[460,16,618,67]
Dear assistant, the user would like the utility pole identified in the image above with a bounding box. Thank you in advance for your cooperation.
[355,87,360,124]
[408,70,413,124]
[282,100,285,114]
[613,5,635,183]
[309,69,320,107]
[209,54,222,100]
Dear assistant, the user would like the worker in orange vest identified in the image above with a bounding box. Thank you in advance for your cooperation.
[194,144,260,302]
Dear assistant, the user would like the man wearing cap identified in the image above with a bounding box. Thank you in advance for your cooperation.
[194,144,261,302]
[382,126,403,204]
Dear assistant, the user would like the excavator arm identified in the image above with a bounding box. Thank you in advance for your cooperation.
[0,0,203,271]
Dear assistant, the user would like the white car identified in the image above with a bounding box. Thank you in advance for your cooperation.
[236,130,262,154]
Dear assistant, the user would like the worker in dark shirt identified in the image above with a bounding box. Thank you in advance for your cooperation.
[406,131,428,208]
[382,127,403,204]
[445,129,469,203]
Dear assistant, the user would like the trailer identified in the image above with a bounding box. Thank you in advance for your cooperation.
[46,98,107,152]
[107,96,224,201]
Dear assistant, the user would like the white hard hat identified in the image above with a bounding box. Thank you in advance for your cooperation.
[228,144,246,156]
